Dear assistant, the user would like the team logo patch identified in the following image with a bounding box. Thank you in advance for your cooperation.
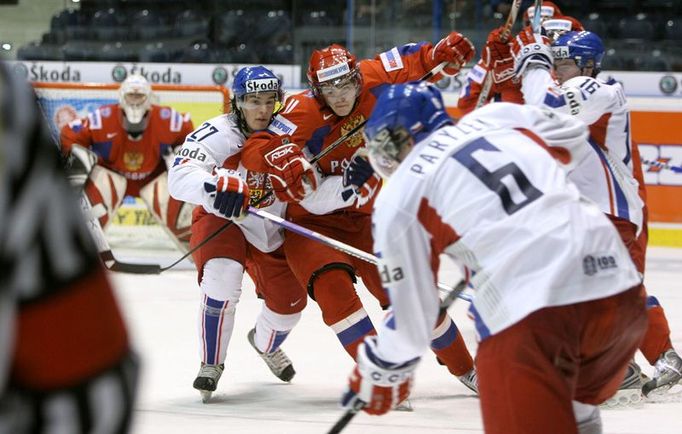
[316,62,351,82]
[340,114,366,148]
[123,152,144,171]
[160,108,171,119]
[379,47,404,72]
[100,106,112,118]
[247,172,276,208]
[267,114,298,136]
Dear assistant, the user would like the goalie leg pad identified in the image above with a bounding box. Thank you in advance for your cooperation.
[140,172,194,250]
[198,258,243,365]
[83,165,127,229]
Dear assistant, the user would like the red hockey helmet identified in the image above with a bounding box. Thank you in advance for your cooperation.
[524,1,563,26]
[307,44,362,105]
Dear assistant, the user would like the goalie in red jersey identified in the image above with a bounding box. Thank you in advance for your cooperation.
[60,74,195,251]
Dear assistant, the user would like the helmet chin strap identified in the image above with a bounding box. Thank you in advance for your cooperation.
[122,111,149,138]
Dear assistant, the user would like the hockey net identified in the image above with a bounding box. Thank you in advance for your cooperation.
[33,82,230,252]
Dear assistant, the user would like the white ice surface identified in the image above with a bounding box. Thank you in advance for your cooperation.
[110,247,682,434]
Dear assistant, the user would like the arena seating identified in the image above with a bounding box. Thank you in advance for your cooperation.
[13,0,682,72]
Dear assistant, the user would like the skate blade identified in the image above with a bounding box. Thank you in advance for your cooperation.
[200,390,213,404]
[394,399,414,412]
[644,383,682,403]
[600,388,644,409]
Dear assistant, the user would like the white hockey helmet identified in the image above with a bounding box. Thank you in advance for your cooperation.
[118,74,152,124]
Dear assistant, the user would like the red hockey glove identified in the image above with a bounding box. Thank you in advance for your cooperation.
[263,143,318,202]
[203,168,250,220]
[342,155,382,208]
[430,31,476,76]
[511,26,553,78]
[482,27,515,90]
[340,336,419,416]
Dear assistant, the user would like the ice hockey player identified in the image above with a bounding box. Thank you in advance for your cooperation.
[341,81,646,434]
[241,37,480,392]
[511,28,682,402]
[457,3,583,114]
[168,66,333,402]
[60,74,195,252]
[0,62,138,432]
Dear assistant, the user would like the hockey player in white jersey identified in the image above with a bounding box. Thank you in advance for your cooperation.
[512,28,682,400]
[339,82,647,433]
[168,66,309,402]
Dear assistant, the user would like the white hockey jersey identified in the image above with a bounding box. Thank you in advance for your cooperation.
[370,103,641,365]
[521,69,643,231]
[168,113,353,253]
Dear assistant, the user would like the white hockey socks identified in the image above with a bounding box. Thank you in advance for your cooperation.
[253,305,301,354]
[197,258,243,365]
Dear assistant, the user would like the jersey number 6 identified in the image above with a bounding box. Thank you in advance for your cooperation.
[453,136,543,215]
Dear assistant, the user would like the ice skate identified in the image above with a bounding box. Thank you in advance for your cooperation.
[193,363,224,403]
[248,328,296,382]
[642,349,682,398]
[601,361,645,408]
[457,368,478,394]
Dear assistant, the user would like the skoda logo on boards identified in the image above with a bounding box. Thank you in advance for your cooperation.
[112,65,128,82]
[659,75,678,95]
[212,67,228,85]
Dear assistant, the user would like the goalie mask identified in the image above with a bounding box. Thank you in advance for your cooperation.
[307,44,362,113]
[232,65,283,134]
[551,31,605,75]
[364,82,453,179]
[118,74,152,130]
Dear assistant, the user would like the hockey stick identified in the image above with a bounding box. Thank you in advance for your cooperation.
[247,207,472,302]
[159,62,449,273]
[77,189,163,274]
[641,158,682,174]
[327,278,468,434]
[475,0,522,109]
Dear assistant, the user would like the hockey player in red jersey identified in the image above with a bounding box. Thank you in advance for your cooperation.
[0,62,137,433]
[241,37,479,391]
[512,27,682,401]
[457,2,583,115]
[342,81,646,432]
[60,74,195,249]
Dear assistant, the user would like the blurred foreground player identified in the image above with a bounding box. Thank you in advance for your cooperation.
[0,63,138,432]
[340,82,646,434]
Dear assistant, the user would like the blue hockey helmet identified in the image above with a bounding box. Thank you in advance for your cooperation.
[551,31,605,70]
[364,82,453,178]
[231,66,283,132]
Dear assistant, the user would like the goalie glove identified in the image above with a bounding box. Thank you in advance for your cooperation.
[264,142,318,202]
[203,168,250,220]
[342,154,381,209]
[511,26,553,77]
[430,31,476,76]
[340,336,419,416]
